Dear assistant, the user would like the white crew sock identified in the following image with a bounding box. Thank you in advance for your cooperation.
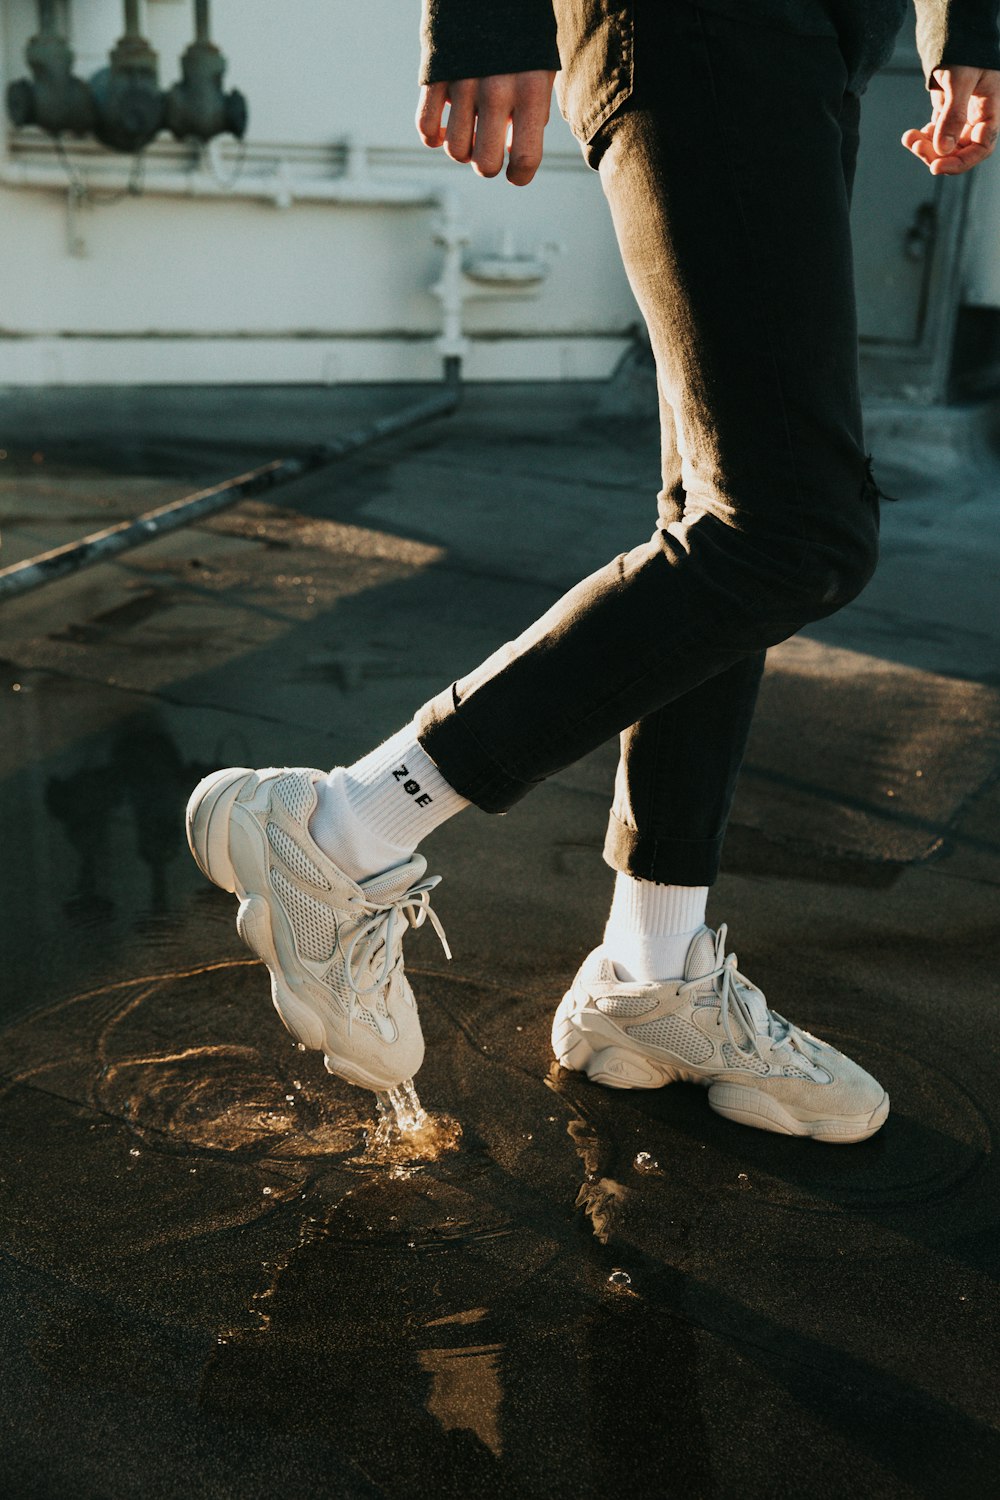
[601,872,708,982]
[308,722,469,882]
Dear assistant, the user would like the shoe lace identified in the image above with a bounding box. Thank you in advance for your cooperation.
[678,923,810,1069]
[343,874,451,1026]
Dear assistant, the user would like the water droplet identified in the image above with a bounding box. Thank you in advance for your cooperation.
[285,1094,295,1103]
[407,1241,416,1249]
[737,1172,749,1185]
[297,1042,306,1052]
[262,1186,273,1195]
[607,1268,632,1288]
[293,1080,302,1089]
[129,1148,140,1157]
[516,1025,523,1032]
[634,1151,659,1173]
[189,1168,197,1174]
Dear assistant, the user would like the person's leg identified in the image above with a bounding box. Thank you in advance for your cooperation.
[546,9,885,1139]
[601,24,868,979]
[600,398,766,979]
[414,5,879,817]
[606,371,766,893]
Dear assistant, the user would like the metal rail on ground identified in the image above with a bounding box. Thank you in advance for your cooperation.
[0,384,459,604]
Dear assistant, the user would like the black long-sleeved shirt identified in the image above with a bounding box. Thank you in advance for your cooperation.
[419,0,1000,93]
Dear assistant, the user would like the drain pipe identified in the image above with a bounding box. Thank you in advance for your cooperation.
[0,384,458,603]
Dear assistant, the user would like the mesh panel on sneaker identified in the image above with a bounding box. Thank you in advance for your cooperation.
[271,867,337,962]
[274,774,314,828]
[722,1040,769,1076]
[319,957,353,1020]
[317,958,389,1034]
[626,1014,714,1063]
[348,1002,381,1035]
[267,822,330,890]
[597,994,657,1019]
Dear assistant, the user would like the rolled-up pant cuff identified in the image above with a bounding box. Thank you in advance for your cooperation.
[416,686,538,814]
[603,809,724,887]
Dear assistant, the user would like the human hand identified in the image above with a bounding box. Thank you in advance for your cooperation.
[902,66,1000,174]
[416,70,556,185]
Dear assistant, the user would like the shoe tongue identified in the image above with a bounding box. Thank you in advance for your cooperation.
[360,852,427,905]
[683,926,772,1037]
[740,989,772,1037]
[683,926,720,990]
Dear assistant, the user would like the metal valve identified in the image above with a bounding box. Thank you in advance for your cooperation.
[6,0,247,158]
[89,2,166,154]
[165,0,247,142]
[6,0,95,137]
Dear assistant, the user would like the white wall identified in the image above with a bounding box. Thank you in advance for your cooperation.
[0,0,639,384]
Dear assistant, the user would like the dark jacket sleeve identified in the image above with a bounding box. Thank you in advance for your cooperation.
[419,0,559,84]
[915,0,1000,84]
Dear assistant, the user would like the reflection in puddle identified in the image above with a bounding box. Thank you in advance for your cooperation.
[418,1341,505,1456]
[44,712,216,921]
[575,1172,628,1246]
[550,1067,629,1246]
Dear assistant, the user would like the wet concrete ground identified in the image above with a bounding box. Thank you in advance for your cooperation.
[1,381,999,1498]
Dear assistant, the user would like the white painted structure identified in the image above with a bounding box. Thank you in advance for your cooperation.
[0,0,636,385]
[0,1,997,387]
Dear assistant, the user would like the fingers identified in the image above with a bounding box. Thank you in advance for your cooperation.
[507,77,552,185]
[415,83,448,149]
[932,69,972,156]
[903,66,1000,174]
[470,76,514,177]
[414,71,555,184]
[901,125,938,168]
[445,79,478,164]
[902,121,996,175]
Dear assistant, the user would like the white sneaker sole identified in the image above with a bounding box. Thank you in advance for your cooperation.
[551,992,889,1144]
[186,767,410,1093]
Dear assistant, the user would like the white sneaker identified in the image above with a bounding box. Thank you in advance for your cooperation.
[552,925,888,1143]
[185,766,449,1092]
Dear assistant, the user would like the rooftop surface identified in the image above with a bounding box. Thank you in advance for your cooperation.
[1,379,998,1499]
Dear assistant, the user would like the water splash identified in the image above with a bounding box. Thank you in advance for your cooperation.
[363,1076,462,1167]
[375,1078,426,1136]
